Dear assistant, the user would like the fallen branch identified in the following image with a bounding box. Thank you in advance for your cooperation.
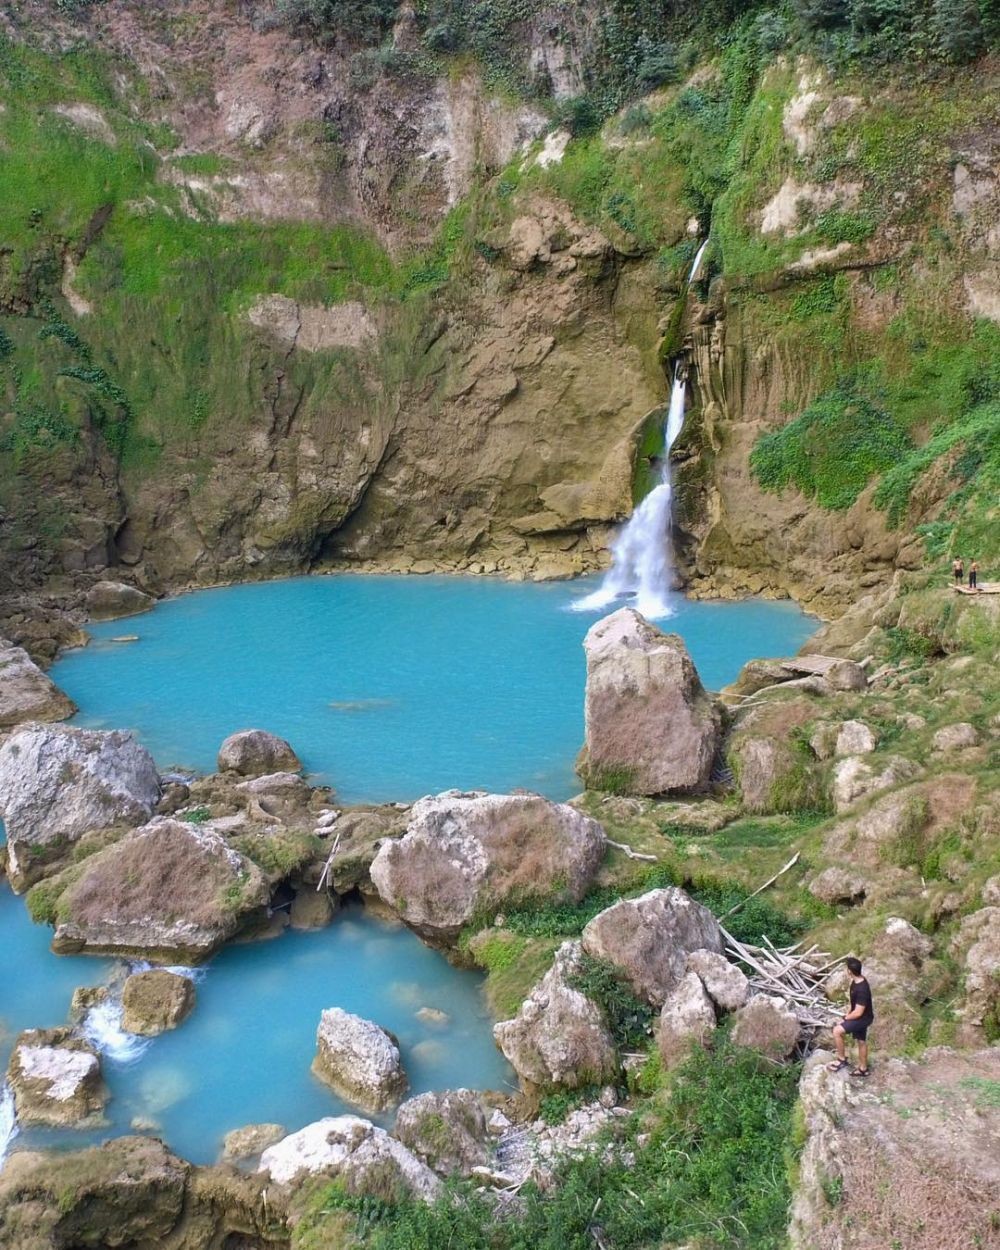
[722,852,799,916]
[605,838,658,862]
[316,830,342,892]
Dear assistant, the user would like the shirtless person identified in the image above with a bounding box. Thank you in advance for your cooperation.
[953,556,964,585]
[828,957,874,1078]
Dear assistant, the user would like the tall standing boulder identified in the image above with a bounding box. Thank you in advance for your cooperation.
[312,1009,408,1113]
[48,817,269,961]
[581,887,724,1006]
[369,791,606,940]
[0,642,76,728]
[493,940,619,1090]
[577,608,721,795]
[0,724,160,891]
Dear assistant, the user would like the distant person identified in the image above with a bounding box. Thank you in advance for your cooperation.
[969,559,979,591]
[953,557,964,584]
[828,956,873,1078]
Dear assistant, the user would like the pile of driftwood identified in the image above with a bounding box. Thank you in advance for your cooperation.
[721,926,842,1027]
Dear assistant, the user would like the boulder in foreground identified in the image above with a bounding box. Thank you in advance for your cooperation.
[578,608,721,795]
[217,729,301,777]
[369,791,606,938]
[7,1027,106,1127]
[581,887,724,1006]
[493,940,619,1090]
[0,723,160,891]
[393,1089,489,1177]
[312,1008,408,1113]
[50,817,269,961]
[0,642,76,728]
[259,1116,442,1201]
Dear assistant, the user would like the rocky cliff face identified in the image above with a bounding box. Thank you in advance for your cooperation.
[1,2,996,626]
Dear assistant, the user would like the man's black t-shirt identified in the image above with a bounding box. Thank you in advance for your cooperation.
[849,977,874,1023]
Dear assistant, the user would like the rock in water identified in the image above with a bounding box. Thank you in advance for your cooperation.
[369,790,606,939]
[493,940,619,1090]
[217,729,301,777]
[259,1116,442,1201]
[0,724,161,891]
[84,580,155,621]
[7,1028,107,1127]
[222,1123,286,1162]
[312,1009,409,1113]
[121,970,196,1036]
[0,642,76,728]
[393,1089,489,1177]
[581,887,724,1006]
[578,608,721,795]
[49,817,269,961]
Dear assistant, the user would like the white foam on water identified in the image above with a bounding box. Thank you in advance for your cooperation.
[571,240,709,619]
[0,1082,17,1171]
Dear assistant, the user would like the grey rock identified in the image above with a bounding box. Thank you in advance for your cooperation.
[222,1123,286,1162]
[931,722,980,752]
[658,971,716,1067]
[0,643,76,728]
[808,866,867,906]
[7,1027,107,1127]
[685,949,749,1011]
[394,1089,489,1177]
[313,1008,408,1113]
[217,729,301,777]
[731,995,801,1059]
[0,723,160,891]
[121,970,196,1036]
[85,580,155,621]
[581,887,724,1006]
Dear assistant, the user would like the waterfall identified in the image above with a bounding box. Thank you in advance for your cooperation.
[80,961,204,1065]
[573,238,709,618]
[0,1083,17,1170]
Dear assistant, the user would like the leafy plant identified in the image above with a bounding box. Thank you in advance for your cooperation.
[567,952,654,1049]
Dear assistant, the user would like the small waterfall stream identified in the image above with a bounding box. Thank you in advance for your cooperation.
[573,237,709,618]
[0,1083,17,1169]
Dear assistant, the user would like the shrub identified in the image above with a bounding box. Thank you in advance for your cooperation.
[567,952,654,1049]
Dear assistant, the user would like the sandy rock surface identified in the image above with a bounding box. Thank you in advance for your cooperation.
[121,970,196,1036]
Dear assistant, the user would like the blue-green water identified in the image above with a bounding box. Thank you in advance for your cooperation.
[0,887,510,1165]
[50,574,816,803]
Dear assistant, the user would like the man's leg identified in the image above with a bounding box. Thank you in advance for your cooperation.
[857,1040,868,1071]
[833,1023,846,1061]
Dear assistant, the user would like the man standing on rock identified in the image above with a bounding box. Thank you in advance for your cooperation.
[828,957,873,1078]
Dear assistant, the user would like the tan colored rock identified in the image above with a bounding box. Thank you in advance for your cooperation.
[51,817,269,961]
[290,888,335,930]
[685,949,749,1011]
[578,609,721,795]
[931,722,980,752]
[121,970,196,1036]
[84,580,155,621]
[0,643,76,728]
[393,1089,489,1177]
[835,720,877,757]
[259,1116,442,1200]
[313,1008,408,1114]
[7,1028,106,1127]
[832,755,922,813]
[657,971,716,1067]
[731,996,800,1059]
[808,867,866,906]
[951,907,1000,1034]
[222,1123,286,1162]
[493,941,619,1089]
[370,791,605,939]
[217,729,301,777]
[581,887,724,1006]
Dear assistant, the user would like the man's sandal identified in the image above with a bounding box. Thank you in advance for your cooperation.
[827,1059,849,1072]
[849,1068,870,1078]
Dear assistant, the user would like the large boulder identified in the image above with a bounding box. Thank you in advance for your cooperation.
[951,907,1000,1038]
[84,580,155,621]
[0,1137,188,1249]
[259,1116,442,1201]
[493,940,619,1090]
[49,817,269,961]
[217,730,301,777]
[121,970,196,1036]
[0,724,160,891]
[730,995,801,1060]
[393,1089,489,1177]
[727,695,820,814]
[578,608,721,795]
[312,1009,408,1113]
[580,887,724,1006]
[7,1027,107,1127]
[685,949,749,1011]
[222,1123,287,1163]
[0,643,76,728]
[657,971,717,1067]
[369,791,606,939]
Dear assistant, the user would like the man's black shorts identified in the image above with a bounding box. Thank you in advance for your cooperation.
[842,1017,870,1041]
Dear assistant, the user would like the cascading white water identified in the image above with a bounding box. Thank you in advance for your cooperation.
[573,238,709,618]
[0,1083,17,1171]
